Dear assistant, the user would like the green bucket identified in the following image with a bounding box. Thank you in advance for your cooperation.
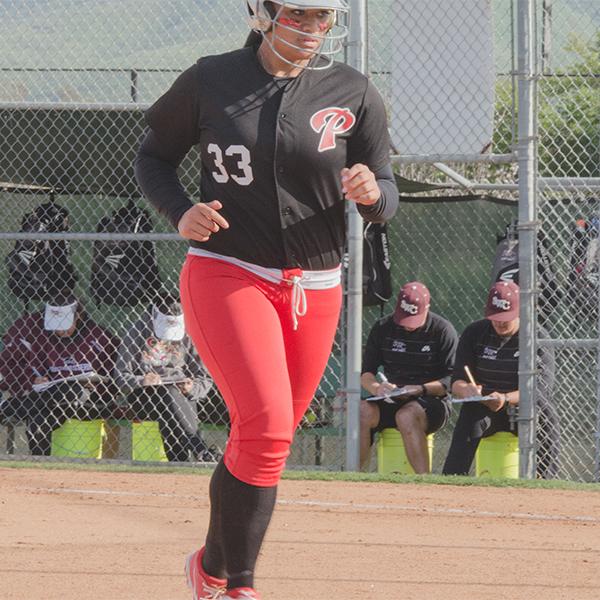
[132,421,168,462]
[51,419,105,458]
[377,428,434,475]
[476,431,519,478]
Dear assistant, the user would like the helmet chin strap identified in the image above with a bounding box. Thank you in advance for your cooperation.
[260,34,335,72]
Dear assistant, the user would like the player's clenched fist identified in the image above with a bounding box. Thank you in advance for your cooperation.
[341,163,381,206]
[177,200,230,242]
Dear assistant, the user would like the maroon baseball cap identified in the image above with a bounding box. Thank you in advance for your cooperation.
[393,281,430,328]
[485,281,520,321]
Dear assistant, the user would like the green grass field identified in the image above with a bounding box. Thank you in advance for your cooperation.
[1,459,598,492]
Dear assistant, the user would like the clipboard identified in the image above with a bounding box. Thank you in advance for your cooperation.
[365,386,411,404]
[143,375,188,386]
[450,394,494,404]
[32,372,105,393]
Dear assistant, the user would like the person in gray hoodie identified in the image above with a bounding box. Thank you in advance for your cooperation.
[114,292,219,462]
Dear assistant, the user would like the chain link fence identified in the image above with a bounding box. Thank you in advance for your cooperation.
[366,0,600,480]
[0,1,598,479]
[535,0,599,481]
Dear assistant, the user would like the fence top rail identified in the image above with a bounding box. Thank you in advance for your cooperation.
[0,182,54,193]
[538,339,598,349]
[392,153,517,165]
[0,232,182,241]
[440,180,600,192]
[0,101,149,111]
[0,67,181,73]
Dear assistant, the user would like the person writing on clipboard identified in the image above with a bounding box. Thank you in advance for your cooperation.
[114,292,219,463]
[360,282,458,473]
[26,290,120,455]
[442,281,521,475]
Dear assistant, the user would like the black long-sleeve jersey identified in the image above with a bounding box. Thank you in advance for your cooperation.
[135,46,398,270]
[362,312,458,392]
[452,319,556,396]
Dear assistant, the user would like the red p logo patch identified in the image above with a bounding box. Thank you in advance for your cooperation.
[310,107,356,152]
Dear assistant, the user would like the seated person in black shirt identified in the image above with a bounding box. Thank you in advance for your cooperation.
[443,281,559,477]
[360,282,458,473]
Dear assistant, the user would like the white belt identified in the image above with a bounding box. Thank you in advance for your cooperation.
[187,247,341,330]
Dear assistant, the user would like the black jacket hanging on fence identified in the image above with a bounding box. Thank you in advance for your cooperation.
[90,200,162,307]
[362,222,393,307]
[6,201,77,304]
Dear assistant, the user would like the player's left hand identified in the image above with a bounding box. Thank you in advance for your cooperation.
[341,164,380,206]
[481,391,507,413]
[402,384,424,397]
[177,378,194,395]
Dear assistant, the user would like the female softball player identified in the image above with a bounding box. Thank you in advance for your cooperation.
[135,1,398,597]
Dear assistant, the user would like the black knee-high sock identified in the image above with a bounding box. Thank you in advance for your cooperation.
[202,459,227,578]
[221,464,277,590]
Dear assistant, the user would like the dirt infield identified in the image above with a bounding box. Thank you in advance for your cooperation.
[1,467,599,600]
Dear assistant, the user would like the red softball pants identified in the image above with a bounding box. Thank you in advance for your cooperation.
[180,255,342,487]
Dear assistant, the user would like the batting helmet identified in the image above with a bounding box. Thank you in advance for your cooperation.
[245,0,349,70]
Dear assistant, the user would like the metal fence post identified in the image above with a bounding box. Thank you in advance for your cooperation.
[344,0,367,472]
[516,0,538,479]
[596,200,600,482]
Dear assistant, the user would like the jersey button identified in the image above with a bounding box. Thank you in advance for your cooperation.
[278,166,285,174]
[280,113,287,119]
[282,207,292,216]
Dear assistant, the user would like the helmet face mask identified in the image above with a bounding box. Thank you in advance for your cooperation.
[246,0,349,71]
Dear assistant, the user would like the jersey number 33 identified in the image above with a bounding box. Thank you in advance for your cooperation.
[207,143,254,186]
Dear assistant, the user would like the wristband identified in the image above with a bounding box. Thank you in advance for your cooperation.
[420,384,427,396]
[504,393,509,407]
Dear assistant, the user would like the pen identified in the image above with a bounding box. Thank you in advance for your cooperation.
[376,372,396,404]
[464,365,477,386]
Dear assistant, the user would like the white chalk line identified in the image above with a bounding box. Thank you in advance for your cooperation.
[20,486,600,525]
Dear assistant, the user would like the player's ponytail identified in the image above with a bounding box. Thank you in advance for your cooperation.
[244,0,276,47]
[243,30,262,48]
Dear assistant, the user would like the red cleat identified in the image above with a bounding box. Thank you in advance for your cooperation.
[185,546,227,599]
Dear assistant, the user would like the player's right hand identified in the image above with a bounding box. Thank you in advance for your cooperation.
[465,383,482,398]
[377,381,397,396]
[143,373,162,386]
[178,200,230,242]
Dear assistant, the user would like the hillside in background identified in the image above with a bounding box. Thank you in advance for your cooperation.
[0,0,597,103]
[0,0,243,68]
[0,0,244,103]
